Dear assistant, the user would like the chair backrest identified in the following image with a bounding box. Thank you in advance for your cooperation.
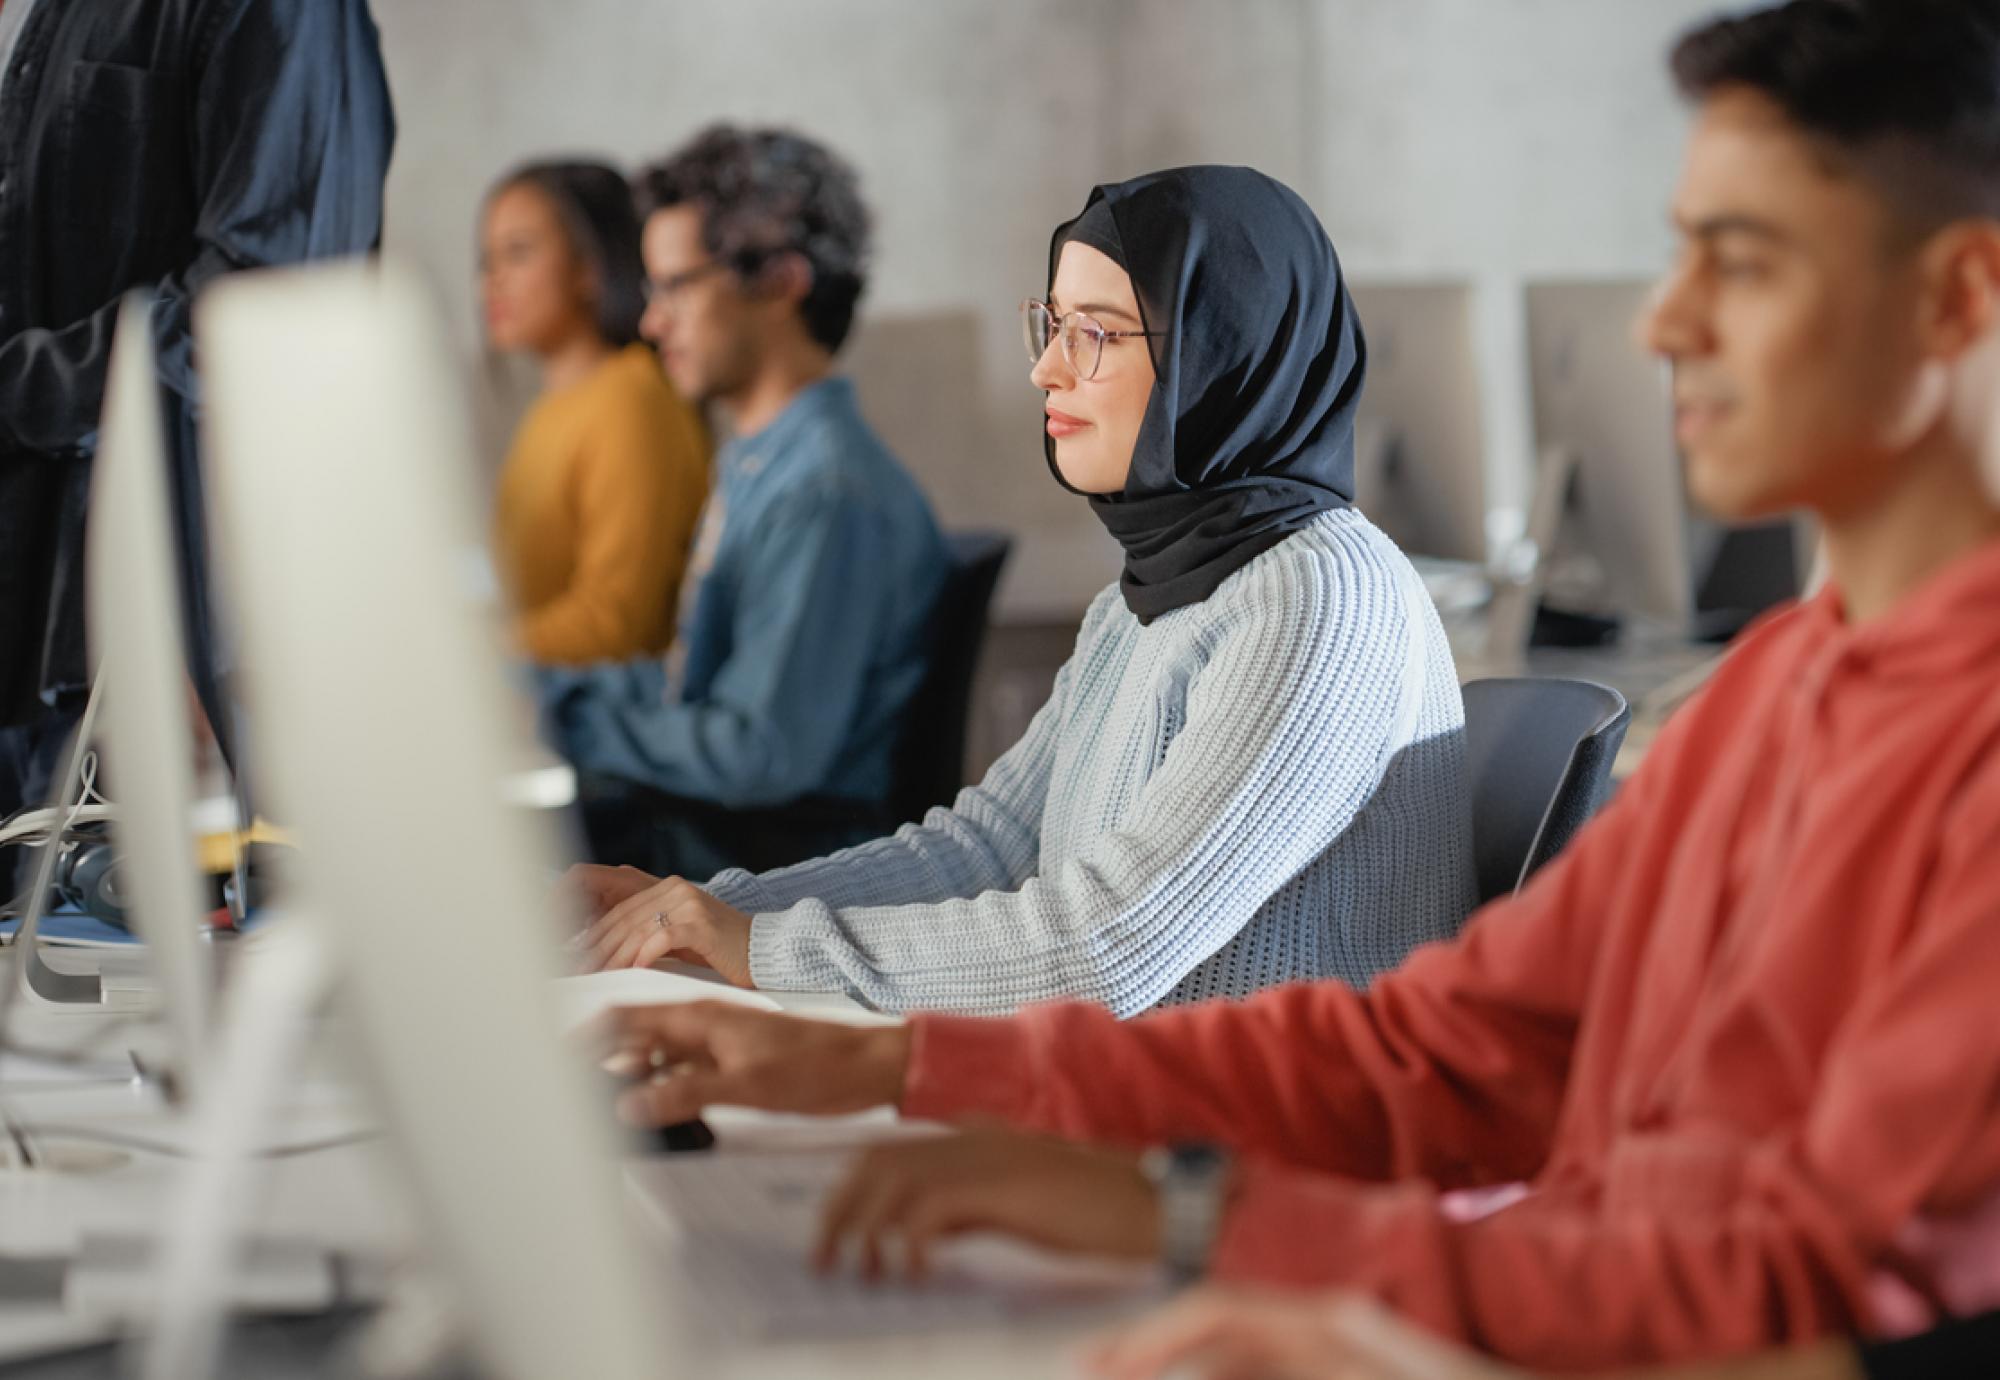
[1460,677,1630,905]
[888,530,1012,823]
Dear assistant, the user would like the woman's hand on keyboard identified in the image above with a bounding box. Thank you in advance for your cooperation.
[558,863,659,928]
[813,1128,1161,1282]
[578,875,754,984]
[600,1003,912,1124]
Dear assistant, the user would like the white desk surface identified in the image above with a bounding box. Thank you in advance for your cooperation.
[0,949,1144,1378]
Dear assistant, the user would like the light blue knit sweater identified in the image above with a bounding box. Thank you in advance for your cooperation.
[708,509,1476,1016]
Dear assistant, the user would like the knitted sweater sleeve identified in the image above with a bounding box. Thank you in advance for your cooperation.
[744,542,1430,1014]
[703,621,1085,914]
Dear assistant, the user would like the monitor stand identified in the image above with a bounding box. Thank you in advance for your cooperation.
[13,688,243,1021]
[134,915,334,1380]
[1483,443,1585,668]
[0,681,143,1171]
[9,677,124,1015]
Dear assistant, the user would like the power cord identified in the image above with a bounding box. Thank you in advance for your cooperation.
[0,803,115,851]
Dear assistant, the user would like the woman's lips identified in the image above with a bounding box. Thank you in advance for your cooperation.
[1045,407,1091,439]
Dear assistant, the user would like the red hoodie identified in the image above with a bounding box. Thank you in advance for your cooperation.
[900,540,2000,1370]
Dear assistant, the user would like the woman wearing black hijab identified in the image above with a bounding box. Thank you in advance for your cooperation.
[572,166,1475,1018]
[1040,166,1376,619]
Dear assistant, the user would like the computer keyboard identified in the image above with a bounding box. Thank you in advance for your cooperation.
[625,1151,1160,1341]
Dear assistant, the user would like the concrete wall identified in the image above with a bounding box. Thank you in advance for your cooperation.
[372,0,1721,619]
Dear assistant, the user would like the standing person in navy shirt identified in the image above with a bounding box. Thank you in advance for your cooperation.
[0,0,396,846]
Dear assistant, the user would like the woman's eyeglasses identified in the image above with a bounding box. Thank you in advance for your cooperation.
[1021,299,1162,380]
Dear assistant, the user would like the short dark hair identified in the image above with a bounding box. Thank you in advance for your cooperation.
[635,125,871,353]
[1671,0,2000,230]
[492,160,648,347]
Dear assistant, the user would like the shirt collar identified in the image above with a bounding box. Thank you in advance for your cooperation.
[0,0,45,94]
[718,375,854,478]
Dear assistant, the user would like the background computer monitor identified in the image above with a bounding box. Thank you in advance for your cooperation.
[1524,278,1804,639]
[1347,280,1490,565]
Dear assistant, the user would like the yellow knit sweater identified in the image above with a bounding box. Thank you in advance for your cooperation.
[494,345,710,664]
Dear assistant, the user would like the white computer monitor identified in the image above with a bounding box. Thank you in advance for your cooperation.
[1347,280,1490,564]
[1524,278,1805,638]
[82,293,216,1087]
[8,298,214,1095]
[195,262,670,1380]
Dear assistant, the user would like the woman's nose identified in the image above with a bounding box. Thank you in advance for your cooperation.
[1030,334,1073,390]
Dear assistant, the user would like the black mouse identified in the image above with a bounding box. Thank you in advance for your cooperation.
[602,1069,715,1153]
[644,1118,716,1153]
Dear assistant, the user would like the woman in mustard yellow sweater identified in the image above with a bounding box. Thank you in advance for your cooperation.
[480,161,710,664]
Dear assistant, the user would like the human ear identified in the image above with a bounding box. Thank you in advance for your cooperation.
[1917,222,2000,361]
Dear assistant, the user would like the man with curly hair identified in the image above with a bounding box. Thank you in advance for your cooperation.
[537,125,947,877]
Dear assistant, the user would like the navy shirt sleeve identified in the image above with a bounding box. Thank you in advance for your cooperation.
[0,0,395,452]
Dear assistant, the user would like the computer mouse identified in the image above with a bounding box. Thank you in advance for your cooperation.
[644,1118,716,1154]
[600,1068,715,1154]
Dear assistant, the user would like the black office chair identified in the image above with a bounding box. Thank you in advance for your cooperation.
[1460,677,1630,905]
[579,530,1013,877]
[884,530,1012,824]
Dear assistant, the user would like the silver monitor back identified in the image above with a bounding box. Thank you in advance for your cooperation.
[1525,279,1808,636]
[195,262,669,1380]
[1524,278,1695,625]
[84,293,214,1087]
[1347,281,1490,563]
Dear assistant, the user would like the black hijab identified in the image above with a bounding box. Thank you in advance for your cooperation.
[1046,166,1367,624]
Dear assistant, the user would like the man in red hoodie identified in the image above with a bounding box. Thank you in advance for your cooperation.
[586,0,2000,1368]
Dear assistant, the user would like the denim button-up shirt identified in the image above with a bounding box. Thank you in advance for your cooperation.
[539,377,948,809]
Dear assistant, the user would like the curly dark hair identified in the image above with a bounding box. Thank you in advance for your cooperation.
[490,160,648,347]
[634,125,872,353]
[1671,0,2000,230]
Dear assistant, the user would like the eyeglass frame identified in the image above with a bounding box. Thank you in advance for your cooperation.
[1021,298,1165,381]
[642,260,733,304]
